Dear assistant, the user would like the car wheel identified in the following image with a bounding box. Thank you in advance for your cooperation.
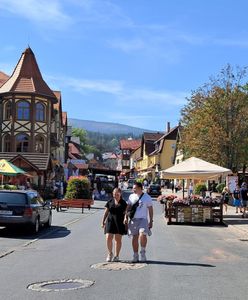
[31,217,40,234]
[44,213,52,228]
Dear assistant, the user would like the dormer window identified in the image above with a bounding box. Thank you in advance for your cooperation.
[35,102,45,122]
[16,101,30,120]
[5,101,12,120]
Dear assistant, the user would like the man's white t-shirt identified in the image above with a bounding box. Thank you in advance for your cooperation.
[128,192,153,219]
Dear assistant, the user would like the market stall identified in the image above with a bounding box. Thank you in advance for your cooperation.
[160,157,232,225]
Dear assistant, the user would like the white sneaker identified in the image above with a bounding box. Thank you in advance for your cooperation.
[132,253,139,263]
[106,253,113,262]
[112,256,119,262]
[140,250,147,262]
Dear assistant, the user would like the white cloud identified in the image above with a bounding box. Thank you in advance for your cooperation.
[47,75,124,94]
[47,74,187,106]
[70,0,133,27]
[0,0,71,28]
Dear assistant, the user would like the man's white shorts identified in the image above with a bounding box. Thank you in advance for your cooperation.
[128,218,150,236]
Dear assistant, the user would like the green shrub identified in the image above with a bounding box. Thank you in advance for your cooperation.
[216,183,225,193]
[65,177,91,199]
[2,184,18,190]
[194,183,207,195]
[135,178,143,184]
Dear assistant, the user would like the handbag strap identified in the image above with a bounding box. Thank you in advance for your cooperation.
[133,192,144,206]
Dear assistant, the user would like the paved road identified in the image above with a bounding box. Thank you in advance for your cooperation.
[0,200,248,300]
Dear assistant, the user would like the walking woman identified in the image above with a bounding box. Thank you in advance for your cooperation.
[101,188,127,262]
[221,186,230,214]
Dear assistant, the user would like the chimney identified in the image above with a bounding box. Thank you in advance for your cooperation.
[167,122,170,133]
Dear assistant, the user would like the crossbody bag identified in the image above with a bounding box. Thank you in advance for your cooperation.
[127,193,144,220]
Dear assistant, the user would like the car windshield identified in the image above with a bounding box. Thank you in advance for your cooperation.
[0,193,27,205]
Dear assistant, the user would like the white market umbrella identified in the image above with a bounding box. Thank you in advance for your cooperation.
[161,157,232,180]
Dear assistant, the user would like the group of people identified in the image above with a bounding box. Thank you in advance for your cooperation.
[101,182,153,263]
[222,182,248,217]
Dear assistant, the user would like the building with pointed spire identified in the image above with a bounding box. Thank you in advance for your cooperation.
[0,47,68,188]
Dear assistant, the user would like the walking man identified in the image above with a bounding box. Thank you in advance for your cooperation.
[124,181,153,262]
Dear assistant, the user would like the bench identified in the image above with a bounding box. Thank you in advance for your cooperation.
[52,199,94,213]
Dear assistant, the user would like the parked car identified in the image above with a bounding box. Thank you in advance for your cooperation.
[127,178,136,189]
[0,190,52,233]
[121,189,133,202]
[147,184,161,197]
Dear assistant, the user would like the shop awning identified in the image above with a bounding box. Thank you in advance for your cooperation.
[161,157,232,179]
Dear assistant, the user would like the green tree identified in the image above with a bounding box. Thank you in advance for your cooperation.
[72,128,98,156]
[180,65,248,172]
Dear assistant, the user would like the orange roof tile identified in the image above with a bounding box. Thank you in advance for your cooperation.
[0,47,57,102]
[69,143,80,155]
[62,112,67,126]
[0,71,9,87]
[53,90,61,110]
[120,139,141,150]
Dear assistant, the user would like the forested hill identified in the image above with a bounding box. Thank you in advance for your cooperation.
[69,118,151,136]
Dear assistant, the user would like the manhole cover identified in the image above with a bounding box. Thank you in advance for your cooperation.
[27,279,94,292]
[91,261,147,271]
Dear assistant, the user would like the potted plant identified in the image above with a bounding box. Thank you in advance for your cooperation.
[194,183,207,197]
[65,176,91,200]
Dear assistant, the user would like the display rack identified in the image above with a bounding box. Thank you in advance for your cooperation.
[165,201,224,225]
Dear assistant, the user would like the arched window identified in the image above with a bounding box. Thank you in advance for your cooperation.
[5,101,12,120]
[3,134,11,152]
[16,134,29,152]
[16,101,30,120]
[35,102,45,122]
[35,135,45,153]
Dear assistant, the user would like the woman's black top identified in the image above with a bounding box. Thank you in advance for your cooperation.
[104,199,127,235]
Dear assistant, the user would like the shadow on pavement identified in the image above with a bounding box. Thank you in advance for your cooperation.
[147,260,215,268]
[39,226,71,239]
[0,225,71,240]
[223,219,248,225]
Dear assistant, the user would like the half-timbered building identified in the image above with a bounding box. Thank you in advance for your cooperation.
[0,47,67,187]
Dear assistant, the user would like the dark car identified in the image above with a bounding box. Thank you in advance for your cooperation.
[147,184,161,197]
[127,178,136,189]
[0,190,52,233]
[121,189,133,202]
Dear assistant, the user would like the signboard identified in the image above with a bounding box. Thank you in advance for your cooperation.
[227,175,238,193]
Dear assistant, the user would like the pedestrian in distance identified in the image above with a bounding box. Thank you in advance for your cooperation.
[221,186,230,215]
[188,181,194,196]
[124,181,153,263]
[171,181,174,193]
[232,184,242,213]
[100,188,106,200]
[101,188,127,262]
[240,182,248,218]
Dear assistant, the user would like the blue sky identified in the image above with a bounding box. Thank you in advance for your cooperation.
[1,0,248,131]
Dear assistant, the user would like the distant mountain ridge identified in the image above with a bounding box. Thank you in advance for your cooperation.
[68,118,154,136]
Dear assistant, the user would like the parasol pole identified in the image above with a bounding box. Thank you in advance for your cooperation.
[182,179,185,199]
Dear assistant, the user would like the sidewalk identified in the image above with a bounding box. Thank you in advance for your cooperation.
[223,205,248,234]
[161,188,248,235]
